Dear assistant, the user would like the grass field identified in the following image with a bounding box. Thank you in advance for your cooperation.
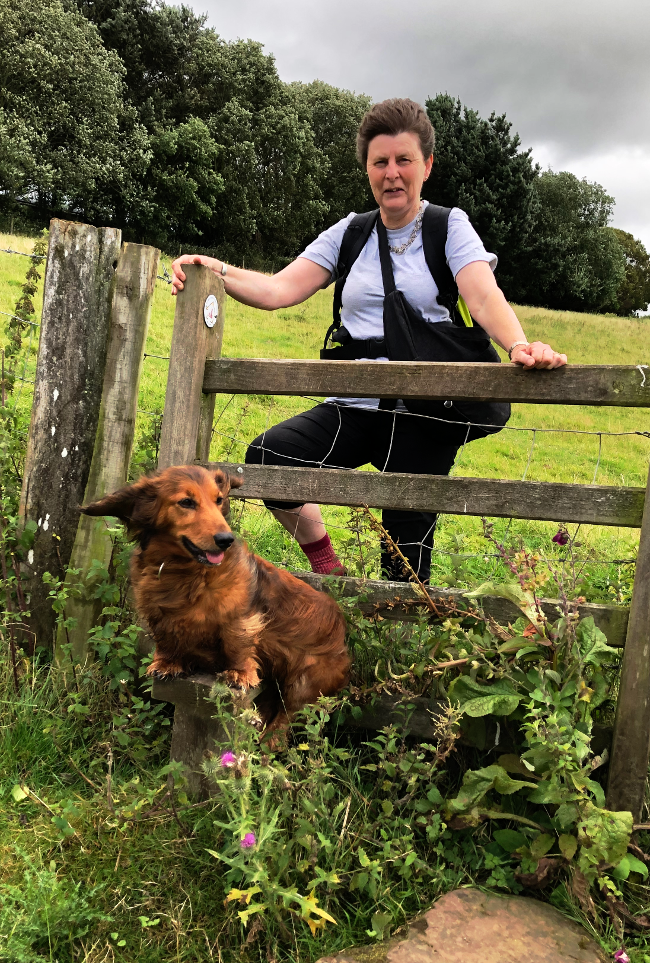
[2,232,650,596]
[3,233,650,961]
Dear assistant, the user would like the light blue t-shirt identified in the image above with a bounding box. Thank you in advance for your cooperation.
[299,202,497,409]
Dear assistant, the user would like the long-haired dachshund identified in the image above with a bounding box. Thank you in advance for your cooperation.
[82,465,350,733]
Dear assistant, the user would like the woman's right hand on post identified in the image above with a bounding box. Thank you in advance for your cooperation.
[171,254,223,295]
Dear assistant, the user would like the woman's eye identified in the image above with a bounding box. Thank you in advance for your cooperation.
[178,498,196,509]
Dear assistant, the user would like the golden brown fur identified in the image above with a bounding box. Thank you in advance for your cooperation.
[81,465,350,731]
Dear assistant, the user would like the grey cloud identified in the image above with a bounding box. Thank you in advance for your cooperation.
[199,0,650,243]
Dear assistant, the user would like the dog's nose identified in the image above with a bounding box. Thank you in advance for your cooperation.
[213,532,235,551]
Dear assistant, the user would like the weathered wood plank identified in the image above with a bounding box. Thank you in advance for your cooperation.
[158,264,224,469]
[294,572,630,647]
[57,242,159,663]
[19,219,121,650]
[203,358,650,407]
[210,462,645,528]
[152,675,263,797]
[607,460,650,819]
[196,276,226,463]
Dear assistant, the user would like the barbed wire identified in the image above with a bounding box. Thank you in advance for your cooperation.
[0,247,45,260]
[0,309,39,327]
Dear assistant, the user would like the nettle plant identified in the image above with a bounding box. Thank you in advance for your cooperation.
[203,683,469,944]
[205,522,644,944]
[45,523,170,762]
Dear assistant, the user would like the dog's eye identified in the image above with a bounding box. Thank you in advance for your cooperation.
[216,496,224,506]
[178,498,196,510]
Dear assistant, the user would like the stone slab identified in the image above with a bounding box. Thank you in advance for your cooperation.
[317,888,605,963]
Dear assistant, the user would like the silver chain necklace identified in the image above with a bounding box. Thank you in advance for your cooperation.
[388,201,425,255]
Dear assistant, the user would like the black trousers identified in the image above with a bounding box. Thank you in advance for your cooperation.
[245,402,468,582]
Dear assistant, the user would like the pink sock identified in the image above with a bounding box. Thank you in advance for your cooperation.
[300,534,345,575]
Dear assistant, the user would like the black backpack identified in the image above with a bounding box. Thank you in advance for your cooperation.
[320,204,510,439]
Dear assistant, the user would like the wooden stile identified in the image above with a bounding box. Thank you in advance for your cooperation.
[204,357,650,407]
[209,462,645,528]
[294,571,630,648]
[158,264,224,468]
[19,219,121,650]
[55,242,160,663]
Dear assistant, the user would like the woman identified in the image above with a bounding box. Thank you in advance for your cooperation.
[172,98,566,582]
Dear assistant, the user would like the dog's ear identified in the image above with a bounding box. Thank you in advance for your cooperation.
[81,476,159,537]
[212,467,244,493]
[228,471,244,491]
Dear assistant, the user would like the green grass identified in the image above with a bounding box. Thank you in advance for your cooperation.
[3,234,650,961]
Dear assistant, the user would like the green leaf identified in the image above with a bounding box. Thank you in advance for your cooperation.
[577,805,633,869]
[493,828,527,852]
[11,784,28,802]
[465,582,541,625]
[626,854,648,878]
[369,911,392,940]
[612,855,631,880]
[446,765,537,814]
[427,785,443,804]
[448,676,521,717]
[529,833,555,860]
[558,834,578,860]
[576,617,620,665]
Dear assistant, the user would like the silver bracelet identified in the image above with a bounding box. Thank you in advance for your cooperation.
[220,262,228,277]
[508,340,529,359]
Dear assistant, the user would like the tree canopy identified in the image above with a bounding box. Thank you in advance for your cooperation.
[0,0,646,313]
[522,172,626,313]
[610,229,650,316]
[423,94,539,302]
[0,0,149,223]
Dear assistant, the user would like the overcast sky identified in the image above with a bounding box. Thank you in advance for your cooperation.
[196,0,650,249]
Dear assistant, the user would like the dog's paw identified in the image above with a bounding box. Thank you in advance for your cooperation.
[221,668,261,691]
[147,662,187,681]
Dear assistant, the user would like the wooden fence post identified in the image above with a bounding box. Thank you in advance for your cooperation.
[158,264,224,468]
[19,219,121,650]
[606,460,650,820]
[55,242,160,663]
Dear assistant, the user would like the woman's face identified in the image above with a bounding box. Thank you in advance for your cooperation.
[366,131,433,228]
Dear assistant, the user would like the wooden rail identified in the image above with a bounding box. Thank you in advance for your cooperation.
[294,572,630,648]
[211,462,645,528]
[204,358,650,407]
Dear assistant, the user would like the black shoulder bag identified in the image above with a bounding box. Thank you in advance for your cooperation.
[375,215,510,438]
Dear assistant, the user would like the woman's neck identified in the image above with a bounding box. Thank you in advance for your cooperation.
[380,198,422,230]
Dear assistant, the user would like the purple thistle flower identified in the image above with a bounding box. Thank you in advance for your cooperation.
[552,530,569,546]
[614,951,630,963]
[220,751,236,767]
[240,832,256,849]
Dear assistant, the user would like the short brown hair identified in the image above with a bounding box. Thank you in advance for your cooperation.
[356,98,435,167]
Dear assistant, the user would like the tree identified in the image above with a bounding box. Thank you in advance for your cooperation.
[291,81,373,238]
[0,0,149,224]
[74,0,328,259]
[423,94,539,301]
[522,172,626,313]
[610,229,650,316]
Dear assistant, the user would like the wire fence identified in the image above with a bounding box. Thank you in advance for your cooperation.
[2,240,647,585]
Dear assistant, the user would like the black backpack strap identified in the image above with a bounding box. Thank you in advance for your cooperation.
[421,204,465,327]
[323,209,380,351]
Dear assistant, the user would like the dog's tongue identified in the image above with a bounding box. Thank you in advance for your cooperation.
[205,550,224,565]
